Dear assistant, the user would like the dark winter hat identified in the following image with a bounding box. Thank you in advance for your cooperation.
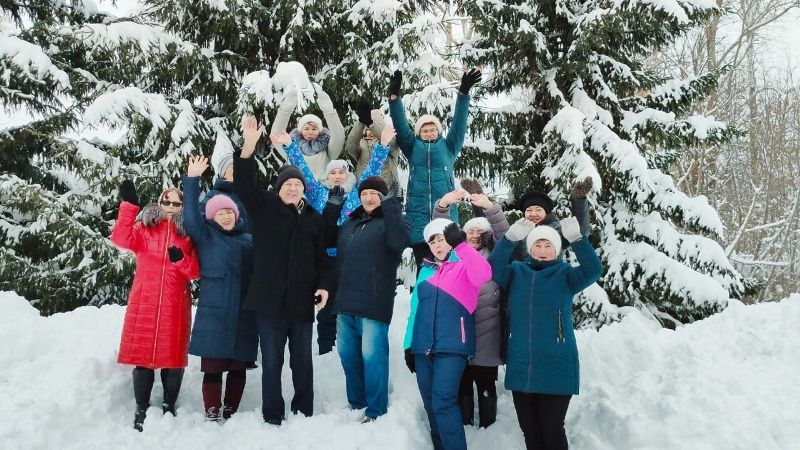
[358,176,389,196]
[274,165,306,191]
[518,190,554,214]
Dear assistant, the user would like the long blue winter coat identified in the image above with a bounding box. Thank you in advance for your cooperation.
[389,94,470,244]
[199,179,250,233]
[183,176,258,362]
[488,236,602,395]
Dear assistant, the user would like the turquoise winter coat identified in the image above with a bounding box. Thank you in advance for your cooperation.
[488,237,602,395]
[388,94,470,244]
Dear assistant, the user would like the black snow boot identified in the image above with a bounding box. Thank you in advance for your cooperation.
[458,394,474,426]
[477,394,497,428]
[160,368,184,416]
[132,367,155,431]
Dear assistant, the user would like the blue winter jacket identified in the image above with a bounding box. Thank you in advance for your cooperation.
[488,236,602,395]
[389,94,470,244]
[199,179,250,233]
[183,176,258,362]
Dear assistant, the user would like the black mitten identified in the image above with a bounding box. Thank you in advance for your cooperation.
[356,101,373,126]
[458,69,482,95]
[404,349,416,374]
[388,70,402,97]
[119,179,139,206]
[443,223,466,247]
[167,246,184,263]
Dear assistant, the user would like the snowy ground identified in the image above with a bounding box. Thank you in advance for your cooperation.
[0,290,798,450]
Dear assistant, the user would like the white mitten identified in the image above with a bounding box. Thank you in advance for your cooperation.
[314,84,334,112]
[560,216,582,243]
[505,219,537,242]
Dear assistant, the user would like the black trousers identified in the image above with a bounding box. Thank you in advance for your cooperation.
[316,255,338,353]
[512,391,572,450]
[458,365,497,398]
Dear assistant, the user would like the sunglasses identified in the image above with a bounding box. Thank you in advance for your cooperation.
[159,200,183,207]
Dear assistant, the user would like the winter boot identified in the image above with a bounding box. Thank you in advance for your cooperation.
[202,373,223,422]
[478,394,497,428]
[458,394,474,426]
[222,370,246,419]
[132,367,155,431]
[160,368,184,416]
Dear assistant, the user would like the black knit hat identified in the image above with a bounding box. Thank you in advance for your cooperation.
[518,190,554,214]
[358,176,389,196]
[274,165,306,191]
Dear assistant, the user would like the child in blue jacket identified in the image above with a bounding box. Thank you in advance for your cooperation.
[488,217,602,450]
[404,218,492,450]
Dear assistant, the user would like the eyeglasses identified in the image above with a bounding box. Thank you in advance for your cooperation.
[159,200,183,207]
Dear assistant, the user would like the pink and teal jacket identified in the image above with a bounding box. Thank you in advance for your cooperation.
[403,242,492,358]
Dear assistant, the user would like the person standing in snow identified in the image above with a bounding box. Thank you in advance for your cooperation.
[345,101,402,196]
[387,68,482,271]
[199,150,249,232]
[333,174,411,422]
[234,116,331,426]
[269,124,396,355]
[403,218,492,450]
[110,181,199,431]
[182,156,258,421]
[433,189,509,428]
[488,217,602,450]
[271,85,345,181]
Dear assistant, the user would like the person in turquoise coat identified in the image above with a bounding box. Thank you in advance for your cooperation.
[488,217,603,450]
[387,68,481,269]
[183,156,258,422]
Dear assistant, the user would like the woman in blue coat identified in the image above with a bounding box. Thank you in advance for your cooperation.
[488,217,602,450]
[183,155,258,421]
[387,68,481,269]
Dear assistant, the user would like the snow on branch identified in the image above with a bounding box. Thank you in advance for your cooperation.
[0,35,71,89]
[84,86,172,130]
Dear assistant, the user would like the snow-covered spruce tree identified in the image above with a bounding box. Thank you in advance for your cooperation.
[458,0,756,327]
[1,0,450,313]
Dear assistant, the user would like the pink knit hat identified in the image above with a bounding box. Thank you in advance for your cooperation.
[205,195,239,221]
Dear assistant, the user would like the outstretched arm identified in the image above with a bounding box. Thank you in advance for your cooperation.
[445,93,471,156]
[270,88,298,160]
[487,237,516,290]
[316,85,345,160]
[388,99,415,159]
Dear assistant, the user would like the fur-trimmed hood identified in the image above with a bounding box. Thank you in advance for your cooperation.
[320,171,357,193]
[137,203,188,237]
[290,128,332,156]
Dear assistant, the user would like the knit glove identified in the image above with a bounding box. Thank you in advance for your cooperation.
[315,85,334,112]
[167,246,184,263]
[404,349,416,374]
[388,70,402,97]
[356,101,373,126]
[327,185,345,206]
[458,69,482,95]
[118,179,139,206]
[560,217,583,243]
[570,176,593,199]
[443,222,466,247]
[505,218,536,242]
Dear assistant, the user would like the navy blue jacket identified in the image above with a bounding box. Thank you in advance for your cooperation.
[183,176,258,362]
[335,197,411,324]
[200,179,250,233]
[489,236,602,395]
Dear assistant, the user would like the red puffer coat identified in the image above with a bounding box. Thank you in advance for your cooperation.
[110,201,199,369]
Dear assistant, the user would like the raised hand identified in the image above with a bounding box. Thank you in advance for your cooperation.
[380,125,396,147]
[437,189,466,208]
[356,101,373,126]
[560,217,582,243]
[505,218,537,242]
[119,179,139,206]
[458,68,482,95]
[443,222,466,248]
[469,193,493,210]
[187,155,209,177]
[314,84,334,112]
[241,115,266,157]
[388,70,402,98]
[269,131,292,146]
[570,176,593,199]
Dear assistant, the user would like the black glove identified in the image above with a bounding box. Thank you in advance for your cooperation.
[458,68,482,95]
[570,176,593,199]
[388,70,402,97]
[404,349,416,374]
[356,101,373,126]
[327,185,345,206]
[119,179,139,206]
[167,246,184,263]
[443,222,466,247]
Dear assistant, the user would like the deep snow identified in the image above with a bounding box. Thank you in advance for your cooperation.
[0,290,797,450]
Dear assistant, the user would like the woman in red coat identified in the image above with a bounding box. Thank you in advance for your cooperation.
[110,180,199,431]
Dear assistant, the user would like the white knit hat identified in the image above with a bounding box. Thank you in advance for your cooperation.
[297,114,323,130]
[463,217,490,233]
[414,115,443,136]
[325,159,349,175]
[423,218,453,243]
[525,226,562,257]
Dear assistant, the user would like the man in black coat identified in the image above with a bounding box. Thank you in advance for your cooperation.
[234,116,331,425]
[334,176,411,421]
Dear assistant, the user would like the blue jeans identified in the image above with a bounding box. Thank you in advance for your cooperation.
[415,353,468,450]
[255,312,313,424]
[336,313,389,418]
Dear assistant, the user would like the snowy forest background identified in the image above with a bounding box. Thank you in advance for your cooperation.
[1,0,799,327]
